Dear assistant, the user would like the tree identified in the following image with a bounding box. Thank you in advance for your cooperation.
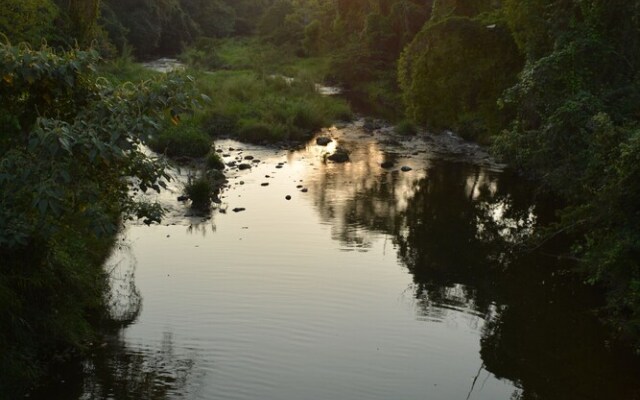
[0,42,198,395]
[0,0,59,45]
[398,14,522,140]
[494,0,640,345]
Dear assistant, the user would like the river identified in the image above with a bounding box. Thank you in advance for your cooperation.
[32,66,640,399]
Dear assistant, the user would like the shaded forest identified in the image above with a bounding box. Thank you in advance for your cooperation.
[1,0,640,397]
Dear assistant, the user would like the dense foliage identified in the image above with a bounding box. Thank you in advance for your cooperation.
[398,14,522,141]
[251,0,640,350]
[2,0,640,394]
[99,0,272,57]
[494,0,640,342]
[0,42,196,396]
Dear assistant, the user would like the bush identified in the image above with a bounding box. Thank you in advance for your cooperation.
[149,121,211,158]
[0,43,198,396]
[206,151,225,170]
[189,41,353,144]
[202,110,238,136]
[398,16,523,139]
[185,176,213,209]
[395,120,418,136]
[180,37,222,70]
[292,104,326,132]
[238,120,285,143]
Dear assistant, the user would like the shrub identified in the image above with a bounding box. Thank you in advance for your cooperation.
[238,120,285,143]
[149,121,211,158]
[394,120,418,136]
[206,151,225,170]
[398,16,523,139]
[180,37,222,70]
[202,110,238,136]
[292,104,326,132]
[0,43,198,396]
[185,176,213,209]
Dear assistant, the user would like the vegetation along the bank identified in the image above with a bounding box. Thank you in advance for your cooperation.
[1,0,640,396]
[0,40,198,396]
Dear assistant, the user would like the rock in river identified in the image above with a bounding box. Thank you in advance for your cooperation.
[316,136,332,146]
[401,166,413,172]
[381,161,395,169]
[328,147,350,163]
[238,163,252,170]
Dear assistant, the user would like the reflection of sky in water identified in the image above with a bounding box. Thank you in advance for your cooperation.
[41,121,640,400]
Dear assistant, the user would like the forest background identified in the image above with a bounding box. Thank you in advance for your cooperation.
[1,0,639,396]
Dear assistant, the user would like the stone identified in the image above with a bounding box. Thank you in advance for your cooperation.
[285,195,292,200]
[401,166,413,172]
[238,163,252,170]
[381,161,395,169]
[316,136,332,146]
[328,147,350,163]
[232,207,246,212]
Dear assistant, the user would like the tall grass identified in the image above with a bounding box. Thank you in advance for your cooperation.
[192,69,351,143]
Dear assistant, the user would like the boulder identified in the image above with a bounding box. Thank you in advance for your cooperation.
[381,161,395,169]
[328,147,350,163]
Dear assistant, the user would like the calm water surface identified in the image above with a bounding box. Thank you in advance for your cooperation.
[40,122,640,400]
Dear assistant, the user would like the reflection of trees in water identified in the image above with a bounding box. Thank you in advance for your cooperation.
[98,240,195,400]
[308,137,427,248]
[31,238,195,400]
[396,163,640,399]
[314,157,640,399]
[105,239,142,327]
[393,163,537,314]
[79,332,194,400]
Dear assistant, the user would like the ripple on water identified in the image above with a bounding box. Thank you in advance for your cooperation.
[41,121,640,400]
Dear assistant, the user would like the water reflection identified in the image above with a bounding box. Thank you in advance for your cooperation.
[32,238,195,400]
[37,124,640,399]
[305,129,427,249]
[306,148,640,399]
[78,332,194,400]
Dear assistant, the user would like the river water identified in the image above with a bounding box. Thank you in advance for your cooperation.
[36,119,640,399]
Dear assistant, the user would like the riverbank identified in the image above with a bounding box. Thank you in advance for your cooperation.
[30,115,640,400]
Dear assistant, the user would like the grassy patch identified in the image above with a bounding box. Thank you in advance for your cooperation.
[192,68,351,143]
[395,120,418,136]
[174,37,351,143]
[97,49,159,83]
[148,119,211,158]
[205,151,225,170]
[185,175,213,209]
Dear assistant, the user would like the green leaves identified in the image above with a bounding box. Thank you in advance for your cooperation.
[398,15,522,141]
[0,43,199,250]
[0,43,202,394]
[494,0,640,345]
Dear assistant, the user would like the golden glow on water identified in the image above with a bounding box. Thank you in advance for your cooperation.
[64,121,640,400]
